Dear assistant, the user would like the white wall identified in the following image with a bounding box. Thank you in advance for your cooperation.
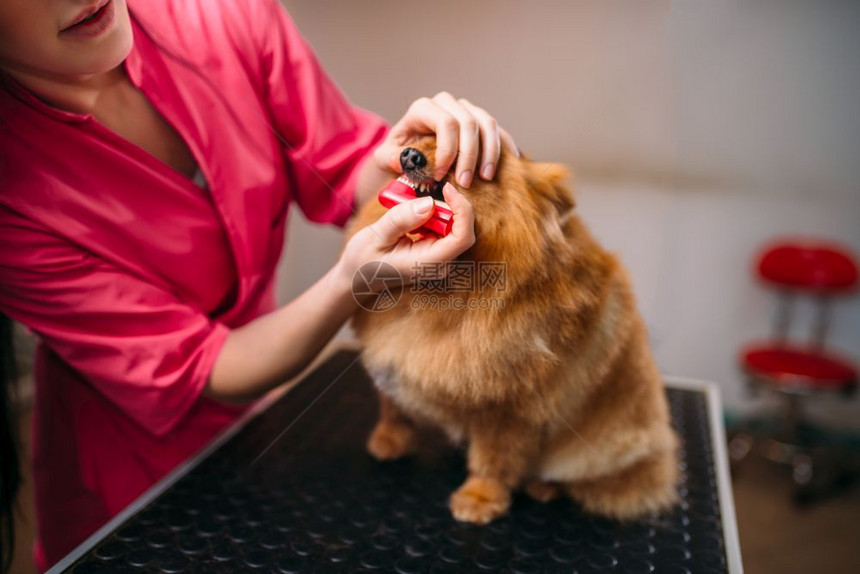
[277,0,860,429]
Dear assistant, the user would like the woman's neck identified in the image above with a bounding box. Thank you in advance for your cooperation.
[1,64,126,116]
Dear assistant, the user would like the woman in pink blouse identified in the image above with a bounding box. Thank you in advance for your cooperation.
[0,0,516,570]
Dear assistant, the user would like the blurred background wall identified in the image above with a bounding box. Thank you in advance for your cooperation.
[276,0,860,429]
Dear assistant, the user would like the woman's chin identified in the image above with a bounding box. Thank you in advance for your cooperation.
[63,33,132,78]
[57,3,133,76]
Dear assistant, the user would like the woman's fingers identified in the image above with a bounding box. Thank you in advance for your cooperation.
[343,184,475,292]
[457,98,501,181]
[369,196,435,245]
[379,94,513,185]
[419,183,475,262]
[443,183,476,245]
[432,92,480,187]
[400,97,459,178]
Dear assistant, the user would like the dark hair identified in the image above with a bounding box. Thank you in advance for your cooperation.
[0,314,19,573]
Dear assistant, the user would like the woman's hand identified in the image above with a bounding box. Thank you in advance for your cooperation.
[337,183,475,292]
[347,93,514,292]
[356,93,518,208]
[374,92,518,188]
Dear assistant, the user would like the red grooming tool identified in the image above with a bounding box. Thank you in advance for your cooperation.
[378,178,454,237]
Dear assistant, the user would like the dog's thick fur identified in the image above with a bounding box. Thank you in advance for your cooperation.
[347,137,678,524]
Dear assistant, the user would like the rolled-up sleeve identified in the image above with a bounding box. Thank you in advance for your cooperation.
[250,0,389,227]
[0,214,230,437]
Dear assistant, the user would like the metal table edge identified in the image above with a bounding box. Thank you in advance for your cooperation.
[49,355,744,574]
[664,375,745,574]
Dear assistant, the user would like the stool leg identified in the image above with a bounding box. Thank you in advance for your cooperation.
[785,394,816,504]
[811,296,831,351]
[781,393,802,446]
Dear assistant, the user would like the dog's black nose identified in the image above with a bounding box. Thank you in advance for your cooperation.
[400,147,427,172]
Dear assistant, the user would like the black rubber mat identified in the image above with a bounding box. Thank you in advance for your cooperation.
[64,350,730,573]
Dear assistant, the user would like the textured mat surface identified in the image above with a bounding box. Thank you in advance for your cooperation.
[64,350,729,573]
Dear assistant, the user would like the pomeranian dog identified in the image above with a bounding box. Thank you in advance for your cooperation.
[347,136,678,525]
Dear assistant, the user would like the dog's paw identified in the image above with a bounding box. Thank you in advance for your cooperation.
[524,480,561,503]
[366,423,414,460]
[449,477,511,525]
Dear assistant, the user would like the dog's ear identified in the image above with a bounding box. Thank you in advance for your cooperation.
[527,162,575,215]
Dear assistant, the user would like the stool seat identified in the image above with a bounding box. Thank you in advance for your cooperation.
[741,344,857,390]
[758,242,858,292]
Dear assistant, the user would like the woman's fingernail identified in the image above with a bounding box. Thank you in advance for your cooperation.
[413,196,433,214]
[457,170,473,187]
[481,163,494,180]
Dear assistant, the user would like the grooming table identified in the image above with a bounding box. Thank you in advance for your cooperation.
[50,348,743,573]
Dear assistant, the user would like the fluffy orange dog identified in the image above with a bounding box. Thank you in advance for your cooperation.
[348,137,678,525]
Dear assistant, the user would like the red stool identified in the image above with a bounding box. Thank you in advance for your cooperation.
[733,239,858,502]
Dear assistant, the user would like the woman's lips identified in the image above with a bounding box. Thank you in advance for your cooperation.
[60,0,115,39]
